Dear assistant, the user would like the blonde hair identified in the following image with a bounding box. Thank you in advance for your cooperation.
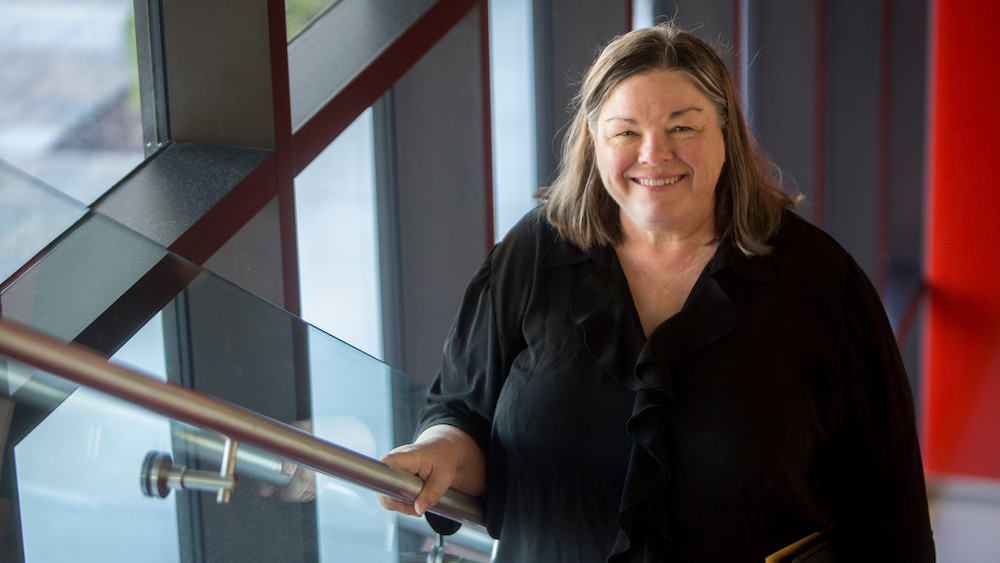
[537,23,798,256]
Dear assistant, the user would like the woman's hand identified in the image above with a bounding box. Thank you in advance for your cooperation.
[259,459,316,502]
[259,419,316,502]
[377,425,486,517]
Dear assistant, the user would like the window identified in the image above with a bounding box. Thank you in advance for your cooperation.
[295,109,381,357]
[489,0,538,241]
[0,0,144,204]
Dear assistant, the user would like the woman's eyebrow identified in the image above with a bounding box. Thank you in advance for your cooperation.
[602,107,705,124]
[602,116,638,125]
[669,107,703,119]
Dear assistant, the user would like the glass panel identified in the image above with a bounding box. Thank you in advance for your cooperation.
[109,311,167,381]
[2,350,491,562]
[0,161,86,285]
[295,108,381,358]
[11,358,179,562]
[488,0,538,241]
[0,0,145,205]
[308,334,391,560]
[285,0,341,41]
[0,168,492,562]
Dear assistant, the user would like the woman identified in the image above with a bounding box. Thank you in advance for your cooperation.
[379,24,935,561]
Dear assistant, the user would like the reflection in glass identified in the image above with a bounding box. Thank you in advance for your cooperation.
[0,0,144,205]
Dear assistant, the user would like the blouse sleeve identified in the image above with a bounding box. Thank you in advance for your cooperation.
[832,257,935,560]
[415,230,532,456]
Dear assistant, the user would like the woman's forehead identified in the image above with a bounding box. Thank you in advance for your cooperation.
[599,70,715,119]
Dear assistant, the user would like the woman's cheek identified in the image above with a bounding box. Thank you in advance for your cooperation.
[604,146,633,177]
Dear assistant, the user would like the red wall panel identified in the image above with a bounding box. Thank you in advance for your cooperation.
[924,0,1000,478]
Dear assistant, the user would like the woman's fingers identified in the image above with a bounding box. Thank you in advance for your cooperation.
[379,443,458,516]
[411,464,455,516]
[376,494,420,516]
[377,449,422,515]
[377,426,485,517]
[376,467,453,516]
[281,461,316,502]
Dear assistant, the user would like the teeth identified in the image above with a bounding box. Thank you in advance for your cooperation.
[635,176,682,186]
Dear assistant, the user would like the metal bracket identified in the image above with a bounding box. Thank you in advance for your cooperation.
[141,437,239,504]
[425,533,476,563]
[427,534,446,563]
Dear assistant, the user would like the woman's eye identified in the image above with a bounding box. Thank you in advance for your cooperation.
[617,130,636,137]
[671,126,692,133]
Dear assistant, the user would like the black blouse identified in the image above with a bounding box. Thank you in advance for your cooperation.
[419,210,935,561]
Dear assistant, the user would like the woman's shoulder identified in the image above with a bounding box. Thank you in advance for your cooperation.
[497,207,563,248]
[771,210,855,266]
[489,207,578,270]
[766,210,872,291]
[483,208,596,306]
[773,210,842,250]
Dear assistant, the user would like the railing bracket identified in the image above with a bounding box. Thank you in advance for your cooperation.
[140,438,239,504]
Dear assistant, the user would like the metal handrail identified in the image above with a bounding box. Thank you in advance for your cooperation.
[0,318,485,528]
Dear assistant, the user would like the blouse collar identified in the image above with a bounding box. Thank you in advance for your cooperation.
[542,230,778,289]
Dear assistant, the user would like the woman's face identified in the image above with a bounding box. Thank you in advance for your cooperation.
[592,70,726,239]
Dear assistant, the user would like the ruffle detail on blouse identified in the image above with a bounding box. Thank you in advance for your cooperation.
[573,259,736,561]
[570,260,648,390]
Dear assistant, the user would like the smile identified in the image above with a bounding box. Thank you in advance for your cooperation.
[634,175,684,186]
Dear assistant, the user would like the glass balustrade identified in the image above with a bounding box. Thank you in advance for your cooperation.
[0,163,492,562]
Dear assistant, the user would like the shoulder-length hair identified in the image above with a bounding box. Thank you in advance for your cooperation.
[537,23,798,256]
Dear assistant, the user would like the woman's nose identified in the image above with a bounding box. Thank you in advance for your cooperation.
[638,133,673,163]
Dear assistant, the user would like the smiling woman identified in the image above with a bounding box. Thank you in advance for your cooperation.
[592,70,725,245]
[378,23,935,562]
[540,27,796,259]
[590,70,727,334]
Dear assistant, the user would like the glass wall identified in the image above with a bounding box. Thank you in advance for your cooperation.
[0,162,85,283]
[0,0,144,205]
[14,316,177,562]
